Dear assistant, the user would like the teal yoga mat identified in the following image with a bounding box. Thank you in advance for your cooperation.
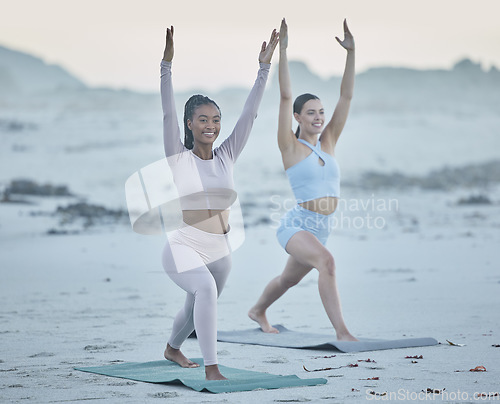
[75,358,327,393]
[217,325,439,353]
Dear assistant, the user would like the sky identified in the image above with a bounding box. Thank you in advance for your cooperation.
[1,0,500,92]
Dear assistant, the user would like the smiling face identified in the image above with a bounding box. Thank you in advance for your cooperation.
[187,104,221,147]
[294,99,325,136]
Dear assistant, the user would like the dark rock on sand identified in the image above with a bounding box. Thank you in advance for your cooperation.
[4,179,73,197]
[0,118,37,132]
[46,228,81,236]
[148,392,180,398]
[84,344,117,351]
[457,195,492,205]
[55,202,128,228]
[28,352,55,358]
[348,160,500,190]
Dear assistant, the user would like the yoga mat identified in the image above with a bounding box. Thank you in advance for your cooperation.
[218,325,438,353]
[75,358,327,393]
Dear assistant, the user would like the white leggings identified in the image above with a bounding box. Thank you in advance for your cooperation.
[162,224,232,366]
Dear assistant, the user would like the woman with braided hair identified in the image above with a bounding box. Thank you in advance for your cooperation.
[160,25,278,380]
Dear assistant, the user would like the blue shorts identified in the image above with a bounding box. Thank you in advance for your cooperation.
[277,205,335,251]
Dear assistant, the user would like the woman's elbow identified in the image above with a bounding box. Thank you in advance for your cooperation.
[340,93,353,103]
[280,93,292,101]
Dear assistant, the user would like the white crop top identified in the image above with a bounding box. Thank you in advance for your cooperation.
[160,60,270,210]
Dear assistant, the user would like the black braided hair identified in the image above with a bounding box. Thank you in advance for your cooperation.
[183,95,221,149]
[293,93,320,138]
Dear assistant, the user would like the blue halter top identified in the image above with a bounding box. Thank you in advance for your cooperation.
[285,138,340,203]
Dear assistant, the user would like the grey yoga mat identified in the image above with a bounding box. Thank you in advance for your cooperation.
[217,325,439,353]
[75,358,327,393]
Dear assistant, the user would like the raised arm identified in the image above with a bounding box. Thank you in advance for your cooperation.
[160,26,185,158]
[320,19,355,150]
[276,18,296,153]
[218,28,278,162]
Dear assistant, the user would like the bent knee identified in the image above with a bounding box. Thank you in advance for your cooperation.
[317,253,336,276]
[194,284,218,302]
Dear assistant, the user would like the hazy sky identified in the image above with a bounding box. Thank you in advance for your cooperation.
[1,0,499,92]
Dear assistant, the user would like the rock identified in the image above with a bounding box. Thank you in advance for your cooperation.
[55,202,128,227]
[5,179,73,196]
[457,195,492,205]
[350,160,500,190]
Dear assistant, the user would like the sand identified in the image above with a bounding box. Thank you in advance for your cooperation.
[1,187,499,403]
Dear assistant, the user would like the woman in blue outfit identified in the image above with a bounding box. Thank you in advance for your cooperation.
[249,18,357,341]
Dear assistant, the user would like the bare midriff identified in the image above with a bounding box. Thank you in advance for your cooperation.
[299,196,338,216]
[182,209,230,234]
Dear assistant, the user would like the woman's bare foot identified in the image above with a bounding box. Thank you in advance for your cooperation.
[248,308,279,334]
[164,344,200,368]
[205,364,227,380]
[337,332,358,341]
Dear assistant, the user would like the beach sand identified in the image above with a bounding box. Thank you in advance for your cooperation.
[1,188,499,403]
